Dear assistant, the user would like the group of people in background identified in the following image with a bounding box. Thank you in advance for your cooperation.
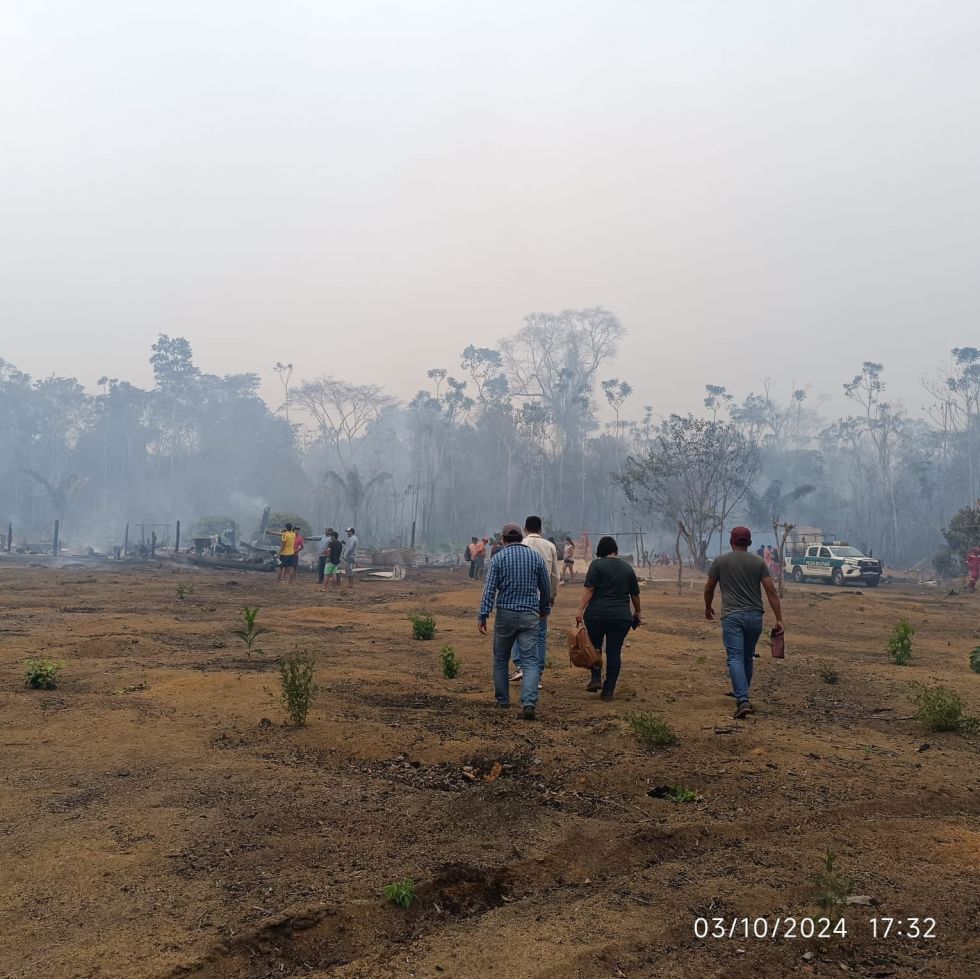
[316,527,358,590]
[464,536,488,579]
[467,532,578,585]
[756,543,783,584]
[268,523,358,588]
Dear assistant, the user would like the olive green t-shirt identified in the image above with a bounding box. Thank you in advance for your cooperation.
[584,556,640,622]
[707,550,770,618]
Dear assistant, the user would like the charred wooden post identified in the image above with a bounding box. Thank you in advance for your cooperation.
[6,523,11,552]
[123,522,129,556]
[175,520,181,555]
[772,520,795,599]
[53,519,60,556]
[675,521,687,596]
[151,531,157,557]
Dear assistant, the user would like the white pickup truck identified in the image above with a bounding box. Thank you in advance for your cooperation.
[786,544,882,587]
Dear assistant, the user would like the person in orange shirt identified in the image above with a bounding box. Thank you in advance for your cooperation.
[472,537,488,580]
[466,536,479,578]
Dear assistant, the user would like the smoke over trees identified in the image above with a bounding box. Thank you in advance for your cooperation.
[1,316,978,570]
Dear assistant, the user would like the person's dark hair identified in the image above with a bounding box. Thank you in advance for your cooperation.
[596,535,618,558]
[471,536,478,542]
[331,531,339,539]
[524,515,542,533]
[285,523,293,531]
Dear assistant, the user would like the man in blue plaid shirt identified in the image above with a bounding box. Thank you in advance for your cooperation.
[478,522,552,719]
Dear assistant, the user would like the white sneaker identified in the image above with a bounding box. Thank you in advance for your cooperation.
[538,683,543,690]
[509,670,523,682]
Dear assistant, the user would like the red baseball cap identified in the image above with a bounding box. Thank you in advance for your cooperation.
[730,526,752,546]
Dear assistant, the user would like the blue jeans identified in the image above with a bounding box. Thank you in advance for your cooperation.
[513,608,550,674]
[493,609,541,708]
[585,616,631,696]
[721,611,764,703]
[536,616,548,678]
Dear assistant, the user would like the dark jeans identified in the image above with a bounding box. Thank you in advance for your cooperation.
[721,610,764,702]
[584,615,631,696]
[469,559,478,579]
[317,556,328,584]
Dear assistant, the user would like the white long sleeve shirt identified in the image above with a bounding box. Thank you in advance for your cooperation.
[522,533,560,601]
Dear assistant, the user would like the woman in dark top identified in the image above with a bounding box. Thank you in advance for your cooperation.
[575,536,642,699]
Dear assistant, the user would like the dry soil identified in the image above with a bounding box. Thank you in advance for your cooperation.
[1,562,979,979]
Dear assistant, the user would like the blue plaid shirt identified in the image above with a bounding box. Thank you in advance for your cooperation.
[478,543,552,622]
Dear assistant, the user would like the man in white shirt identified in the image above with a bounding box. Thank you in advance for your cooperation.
[342,527,358,587]
[511,515,560,687]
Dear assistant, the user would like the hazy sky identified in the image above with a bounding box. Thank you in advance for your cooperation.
[2,0,979,421]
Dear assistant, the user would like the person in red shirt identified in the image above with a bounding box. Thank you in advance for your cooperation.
[966,548,980,592]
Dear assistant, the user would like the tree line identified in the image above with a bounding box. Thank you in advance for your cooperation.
[2,316,979,570]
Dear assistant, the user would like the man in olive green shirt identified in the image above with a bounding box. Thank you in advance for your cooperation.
[704,526,784,719]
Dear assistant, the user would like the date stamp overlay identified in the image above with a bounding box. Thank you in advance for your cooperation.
[693,916,938,941]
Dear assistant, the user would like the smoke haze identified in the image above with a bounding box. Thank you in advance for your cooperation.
[3,1,979,414]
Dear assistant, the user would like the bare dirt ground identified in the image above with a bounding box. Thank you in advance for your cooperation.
[1,561,979,979]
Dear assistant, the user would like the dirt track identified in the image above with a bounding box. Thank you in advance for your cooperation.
[1,562,978,978]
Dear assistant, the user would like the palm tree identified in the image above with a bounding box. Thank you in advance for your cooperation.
[745,480,816,527]
[319,465,392,532]
[21,470,88,536]
[745,480,816,597]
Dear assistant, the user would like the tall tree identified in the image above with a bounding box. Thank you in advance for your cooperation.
[602,378,633,472]
[289,378,395,473]
[843,362,904,557]
[618,415,760,569]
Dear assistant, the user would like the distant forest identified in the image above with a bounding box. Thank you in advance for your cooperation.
[2,309,978,569]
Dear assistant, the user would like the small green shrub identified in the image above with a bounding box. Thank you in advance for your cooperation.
[409,613,436,641]
[626,711,678,748]
[441,644,461,679]
[25,659,63,690]
[383,878,417,909]
[812,850,854,919]
[912,685,978,733]
[887,618,914,665]
[232,605,267,657]
[278,649,317,726]
[175,582,193,600]
[970,646,980,674]
[667,785,699,803]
